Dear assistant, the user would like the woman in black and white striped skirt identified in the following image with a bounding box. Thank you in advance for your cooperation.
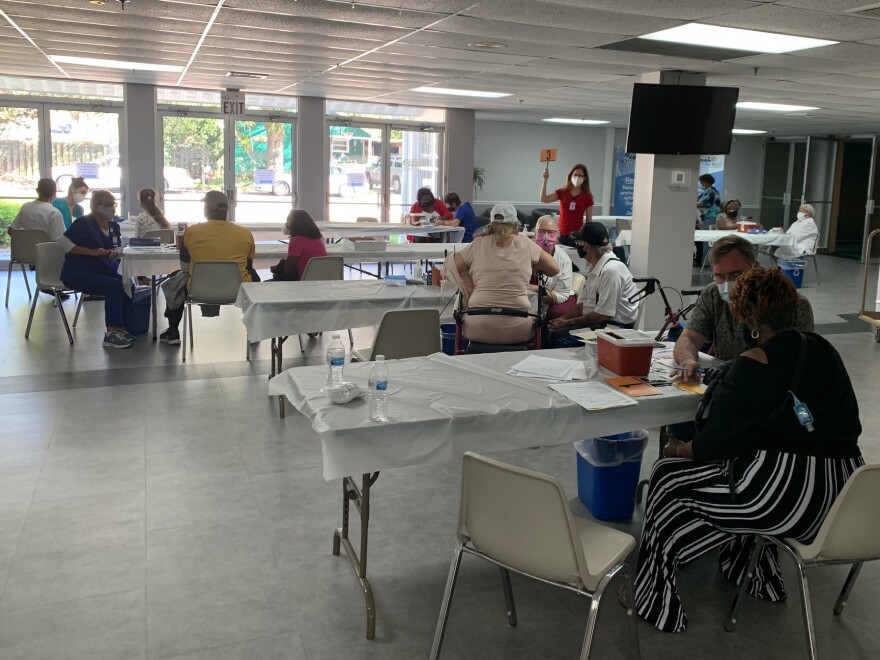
[634,267,863,633]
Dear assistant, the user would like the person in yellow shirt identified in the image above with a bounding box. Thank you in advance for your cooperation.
[160,190,255,345]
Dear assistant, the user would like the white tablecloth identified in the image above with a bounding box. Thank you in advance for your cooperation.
[120,242,463,280]
[269,348,700,480]
[615,229,797,248]
[118,220,457,240]
[235,280,453,341]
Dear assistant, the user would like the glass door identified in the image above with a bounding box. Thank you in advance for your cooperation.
[801,136,837,252]
[862,137,880,261]
[390,127,443,224]
[759,140,806,230]
[327,123,381,223]
[161,115,225,222]
[326,122,445,224]
[0,105,40,246]
[50,108,120,205]
[232,119,295,223]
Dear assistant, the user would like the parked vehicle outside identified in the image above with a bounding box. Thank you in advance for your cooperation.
[54,155,195,192]
[364,154,401,193]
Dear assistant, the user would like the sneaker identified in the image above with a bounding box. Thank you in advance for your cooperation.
[119,329,136,342]
[159,329,181,345]
[102,330,134,349]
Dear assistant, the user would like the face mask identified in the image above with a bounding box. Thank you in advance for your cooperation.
[73,193,86,204]
[796,212,807,221]
[570,175,584,187]
[420,198,434,208]
[717,281,731,303]
[96,205,115,219]
[536,231,557,251]
[728,208,739,218]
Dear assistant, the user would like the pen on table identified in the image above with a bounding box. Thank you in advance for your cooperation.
[667,365,707,374]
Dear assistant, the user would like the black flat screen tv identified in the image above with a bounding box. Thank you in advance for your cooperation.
[625,83,739,155]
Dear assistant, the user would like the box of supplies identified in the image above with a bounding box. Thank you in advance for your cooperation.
[736,221,759,233]
[342,238,387,251]
[595,329,658,377]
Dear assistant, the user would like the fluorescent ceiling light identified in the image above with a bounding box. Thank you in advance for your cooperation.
[639,23,836,54]
[543,117,610,125]
[732,128,767,135]
[49,55,184,73]
[737,101,819,112]
[411,86,511,98]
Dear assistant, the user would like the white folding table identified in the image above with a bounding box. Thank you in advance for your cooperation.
[236,280,454,416]
[269,347,701,639]
[615,228,797,248]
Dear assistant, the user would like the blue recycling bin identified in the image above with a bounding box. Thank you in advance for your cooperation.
[778,258,806,289]
[575,430,649,521]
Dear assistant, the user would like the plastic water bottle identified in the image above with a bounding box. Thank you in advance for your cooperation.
[368,356,389,422]
[326,335,346,389]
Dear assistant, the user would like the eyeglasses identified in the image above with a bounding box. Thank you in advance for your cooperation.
[536,229,558,236]
[713,270,744,283]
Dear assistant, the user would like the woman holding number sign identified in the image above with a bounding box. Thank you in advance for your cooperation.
[540,162,594,246]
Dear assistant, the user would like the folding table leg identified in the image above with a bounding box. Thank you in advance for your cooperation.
[151,275,158,340]
[333,472,380,640]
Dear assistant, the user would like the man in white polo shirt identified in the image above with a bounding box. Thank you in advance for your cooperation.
[9,178,68,300]
[548,222,639,330]
[9,178,65,241]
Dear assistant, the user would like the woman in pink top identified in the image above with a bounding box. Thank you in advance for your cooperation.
[282,210,326,280]
[451,202,559,344]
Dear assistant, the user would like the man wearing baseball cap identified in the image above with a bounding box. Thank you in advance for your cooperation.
[548,221,638,330]
[159,190,255,345]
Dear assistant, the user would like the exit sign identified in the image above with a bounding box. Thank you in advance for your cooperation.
[221,91,245,117]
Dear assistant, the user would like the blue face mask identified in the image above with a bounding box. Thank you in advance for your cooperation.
[717,281,730,303]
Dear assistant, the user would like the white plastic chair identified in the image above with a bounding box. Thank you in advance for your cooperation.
[430,452,640,660]
[24,242,83,345]
[724,464,880,659]
[6,228,49,307]
[182,261,242,362]
[298,256,354,352]
[351,309,440,362]
[144,228,175,244]
[770,229,821,285]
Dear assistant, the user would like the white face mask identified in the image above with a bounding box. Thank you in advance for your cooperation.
[796,211,807,221]
[73,193,86,204]
[570,175,584,188]
[717,281,731,303]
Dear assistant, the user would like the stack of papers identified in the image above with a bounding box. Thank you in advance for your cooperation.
[507,355,588,381]
[549,381,638,411]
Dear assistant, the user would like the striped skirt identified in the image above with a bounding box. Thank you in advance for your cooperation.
[634,450,864,633]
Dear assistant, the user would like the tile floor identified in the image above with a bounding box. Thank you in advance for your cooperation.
[0,256,878,659]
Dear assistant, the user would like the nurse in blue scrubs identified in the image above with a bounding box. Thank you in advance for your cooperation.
[52,176,89,230]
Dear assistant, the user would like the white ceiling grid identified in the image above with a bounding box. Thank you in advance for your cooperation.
[1,0,880,134]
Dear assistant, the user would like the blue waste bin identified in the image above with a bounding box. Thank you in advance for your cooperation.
[125,286,151,336]
[778,258,807,289]
[575,430,649,521]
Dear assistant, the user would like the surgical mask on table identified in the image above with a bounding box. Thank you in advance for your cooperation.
[717,281,731,303]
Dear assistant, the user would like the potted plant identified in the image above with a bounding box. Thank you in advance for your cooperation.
[473,166,486,198]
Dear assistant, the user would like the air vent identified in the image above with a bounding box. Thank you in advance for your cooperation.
[226,71,268,79]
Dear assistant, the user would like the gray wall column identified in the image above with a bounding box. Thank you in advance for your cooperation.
[629,71,705,330]
[296,96,326,220]
[121,83,159,218]
[445,108,475,202]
